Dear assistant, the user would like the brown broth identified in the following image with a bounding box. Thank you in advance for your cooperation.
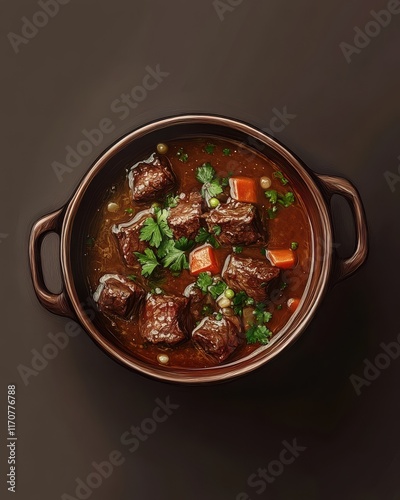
[85,138,312,369]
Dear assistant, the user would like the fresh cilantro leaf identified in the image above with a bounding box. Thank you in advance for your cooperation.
[265,190,278,204]
[291,241,299,250]
[196,272,213,293]
[165,194,179,208]
[246,324,272,345]
[195,227,220,248]
[276,304,283,310]
[209,281,227,300]
[175,237,195,251]
[207,179,223,198]
[204,143,216,154]
[139,217,163,247]
[134,249,160,277]
[196,163,215,184]
[267,207,278,220]
[139,208,173,248]
[222,148,231,156]
[215,312,223,321]
[253,302,272,324]
[212,225,222,236]
[273,171,289,186]
[233,291,255,316]
[125,208,134,214]
[176,147,188,162]
[162,245,189,272]
[157,238,175,258]
[196,163,223,203]
[278,192,295,208]
[233,246,243,254]
[280,282,288,290]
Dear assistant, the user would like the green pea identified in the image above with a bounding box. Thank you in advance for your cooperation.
[209,197,220,208]
[224,288,235,299]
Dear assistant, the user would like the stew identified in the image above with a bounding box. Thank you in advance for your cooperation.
[85,138,312,368]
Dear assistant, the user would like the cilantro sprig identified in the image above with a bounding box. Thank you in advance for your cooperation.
[196,163,223,204]
[195,227,220,248]
[195,273,227,300]
[134,249,160,277]
[273,171,289,186]
[139,208,172,248]
[246,302,273,345]
[265,189,295,219]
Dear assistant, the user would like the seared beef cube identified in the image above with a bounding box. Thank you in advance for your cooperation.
[128,154,176,202]
[222,255,280,302]
[168,192,202,240]
[204,201,263,246]
[112,209,151,266]
[140,294,191,346]
[93,274,145,318]
[192,315,243,362]
[184,282,214,322]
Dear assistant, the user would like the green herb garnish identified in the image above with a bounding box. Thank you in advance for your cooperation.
[209,280,227,300]
[139,208,173,248]
[202,304,213,316]
[125,208,134,214]
[195,227,220,248]
[165,194,179,208]
[134,248,160,277]
[222,148,231,156]
[204,143,216,154]
[278,192,295,208]
[273,171,289,186]
[232,291,255,316]
[291,241,299,250]
[212,225,222,236]
[176,148,189,162]
[253,302,273,324]
[246,324,272,345]
[196,272,213,293]
[233,246,243,254]
[196,162,223,203]
[215,312,223,321]
[127,274,137,281]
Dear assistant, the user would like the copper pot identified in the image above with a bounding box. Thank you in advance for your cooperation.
[29,115,368,383]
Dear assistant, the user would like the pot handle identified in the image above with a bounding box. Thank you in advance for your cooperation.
[317,174,368,283]
[29,208,74,318]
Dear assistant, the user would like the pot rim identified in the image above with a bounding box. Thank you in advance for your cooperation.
[60,114,333,383]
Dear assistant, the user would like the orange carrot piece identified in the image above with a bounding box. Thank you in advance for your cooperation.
[287,297,300,312]
[189,245,220,275]
[229,177,258,203]
[267,249,297,269]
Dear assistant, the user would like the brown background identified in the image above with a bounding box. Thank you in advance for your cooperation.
[1,0,400,499]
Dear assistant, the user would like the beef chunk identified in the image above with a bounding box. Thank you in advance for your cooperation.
[204,201,263,246]
[184,282,214,322]
[112,209,151,266]
[93,274,145,318]
[168,191,203,240]
[128,154,176,202]
[140,294,191,346]
[192,315,243,362]
[222,255,280,302]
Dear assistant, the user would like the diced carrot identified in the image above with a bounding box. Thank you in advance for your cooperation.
[287,297,300,312]
[189,244,220,275]
[267,249,297,269]
[229,177,258,203]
